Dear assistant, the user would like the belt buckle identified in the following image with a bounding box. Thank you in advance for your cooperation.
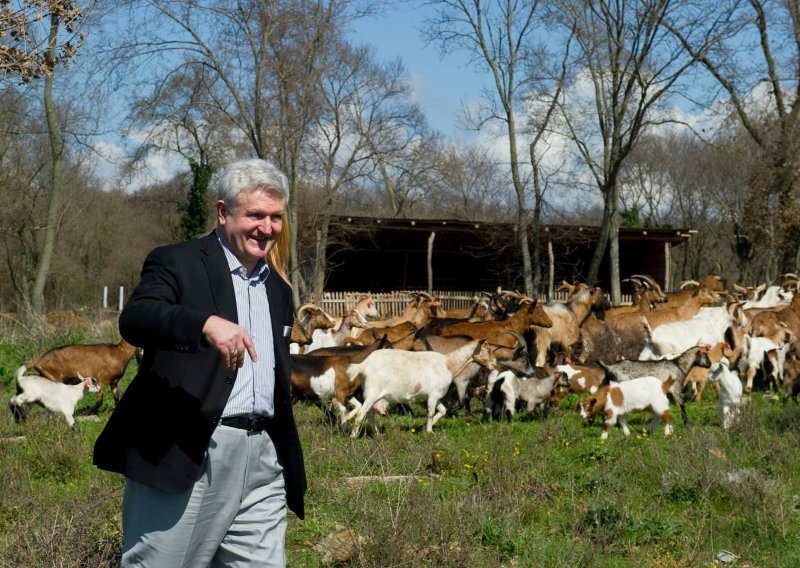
[246,415,265,433]
[246,416,258,433]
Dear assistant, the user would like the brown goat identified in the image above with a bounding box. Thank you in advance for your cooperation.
[436,300,553,348]
[346,320,418,350]
[748,291,800,340]
[358,292,439,331]
[27,339,138,413]
[290,303,336,347]
[533,285,609,366]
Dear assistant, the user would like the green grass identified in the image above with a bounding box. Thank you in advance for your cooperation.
[2,319,800,566]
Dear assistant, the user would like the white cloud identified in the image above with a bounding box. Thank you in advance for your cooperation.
[88,135,187,192]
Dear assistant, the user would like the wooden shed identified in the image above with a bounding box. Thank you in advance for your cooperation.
[323,215,691,294]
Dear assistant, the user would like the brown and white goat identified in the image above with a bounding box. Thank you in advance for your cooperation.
[290,336,388,430]
[577,375,676,440]
[357,292,440,332]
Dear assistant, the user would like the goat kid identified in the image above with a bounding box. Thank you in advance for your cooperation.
[706,356,744,429]
[577,376,676,440]
[10,365,99,427]
[598,345,712,425]
[483,369,566,421]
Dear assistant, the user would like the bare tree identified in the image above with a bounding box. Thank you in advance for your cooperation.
[105,0,371,303]
[0,2,91,315]
[431,143,511,221]
[126,62,245,239]
[669,0,800,275]
[304,42,428,298]
[549,0,700,302]
[422,0,545,296]
[368,123,442,219]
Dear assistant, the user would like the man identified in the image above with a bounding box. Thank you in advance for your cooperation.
[94,158,306,567]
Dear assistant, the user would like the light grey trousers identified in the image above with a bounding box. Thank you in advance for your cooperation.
[121,424,287,567]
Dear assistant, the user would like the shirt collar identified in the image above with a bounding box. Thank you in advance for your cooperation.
[215,229,269,281]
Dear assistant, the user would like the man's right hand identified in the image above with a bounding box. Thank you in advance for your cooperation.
[202,315,257,371]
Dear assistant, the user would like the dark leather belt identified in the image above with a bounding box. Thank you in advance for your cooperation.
[220,415,272,433]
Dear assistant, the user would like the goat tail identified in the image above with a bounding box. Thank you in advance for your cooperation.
[597,360,615,386]
[15,364,27,384]
[346,363,364,383]
[662,375,677,394]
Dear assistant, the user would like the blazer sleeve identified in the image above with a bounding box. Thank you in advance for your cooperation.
[120,245,215,351]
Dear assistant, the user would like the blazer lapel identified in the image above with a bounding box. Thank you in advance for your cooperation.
[200,233,238,324]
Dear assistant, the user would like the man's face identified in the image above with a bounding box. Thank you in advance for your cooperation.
[217,188,285,273]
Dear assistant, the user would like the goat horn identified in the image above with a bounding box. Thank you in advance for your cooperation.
[632,274,663,291]
[502,330,527,349]
[733,283,746,292]
[679,279,700,289]
[296,303,318,318]
[497,289,521,298]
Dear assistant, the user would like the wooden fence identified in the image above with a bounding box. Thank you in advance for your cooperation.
[318,290,632,318]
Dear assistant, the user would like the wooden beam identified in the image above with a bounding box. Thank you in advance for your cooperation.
[427,232,436,294]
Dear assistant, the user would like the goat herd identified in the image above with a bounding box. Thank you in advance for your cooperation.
[289,274,800,439]
[8,274,800,440]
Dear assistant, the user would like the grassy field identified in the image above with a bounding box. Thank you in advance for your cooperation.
[2,318,800,567]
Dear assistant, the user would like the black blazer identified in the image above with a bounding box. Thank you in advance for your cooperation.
[93,232,306,519]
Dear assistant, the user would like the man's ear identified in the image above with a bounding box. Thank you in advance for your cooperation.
[216,200,227,224]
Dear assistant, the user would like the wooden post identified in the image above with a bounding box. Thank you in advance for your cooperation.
[427,232,436,294]
[664,242,671,291]
[548,240,554,301]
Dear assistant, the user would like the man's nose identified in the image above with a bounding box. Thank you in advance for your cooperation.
[256,218,274,235]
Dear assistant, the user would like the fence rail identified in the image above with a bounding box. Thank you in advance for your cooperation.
[318,290,632,318]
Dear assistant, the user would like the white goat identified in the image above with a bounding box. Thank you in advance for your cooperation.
[743,285,792,309]
[9,365,99,427]
[640,304,744,360]
[764,341,793,391]
[739,334,781,393]
[345,339,487,437]
[577,375,675,440]
[706,357,743,429]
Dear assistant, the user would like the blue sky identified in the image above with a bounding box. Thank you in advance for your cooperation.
[346,5,486,142]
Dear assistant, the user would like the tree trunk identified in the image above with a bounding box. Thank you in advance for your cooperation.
[311,215,331,301]
[508,119,533,296]
[548,239,554,300]
[608,213,621,305]
[587,200,612,285]
[31,14,64,316]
